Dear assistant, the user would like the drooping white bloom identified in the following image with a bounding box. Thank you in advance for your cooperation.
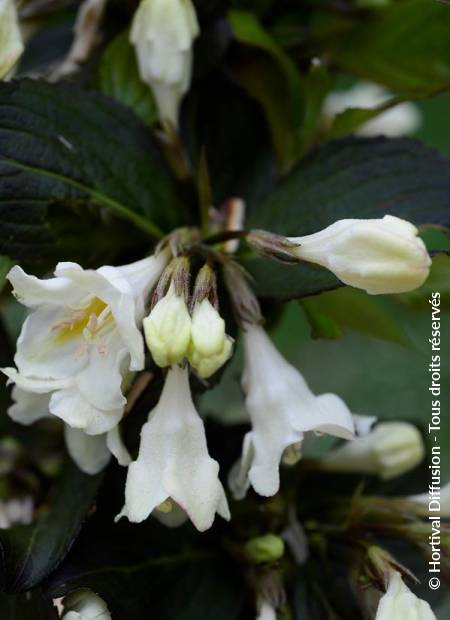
[188,299,233,378]
[409,481,450,517]
[117,365,230,532]
[62,589,111,620]
[130,0,200,127]
[0,496,33,529]
[256,600,277,620]
[2,252,168,437]
[229,323,355,499]
[375,570,436,620]
[320,422,425,480]
[0,0,24,79]
[288,215,431,294]
[8,387,130,474]
[143,282,192,367]
[323,82,421,137]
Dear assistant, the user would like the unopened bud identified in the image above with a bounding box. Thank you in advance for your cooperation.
[0,0,24,79]
[320,422,425,480]
[144,281,192,367]
[245,534,285,565]
[287,215,431,294]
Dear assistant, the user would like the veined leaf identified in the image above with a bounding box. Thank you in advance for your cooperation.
[0,80,180,261]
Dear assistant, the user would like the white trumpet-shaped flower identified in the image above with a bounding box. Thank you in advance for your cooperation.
[117,365,230,532]
[9,387,130,474]
[62,589,111,620]
[229,323,355,499]
[288,215,431,294]
[0,0,24,79]
[143,282,192,367]
[2,253,168,437]
[188,299,233,378]
[130,0,200,127]
[375,570,436,620]
[320,421,425,480]
[323,82,421,137]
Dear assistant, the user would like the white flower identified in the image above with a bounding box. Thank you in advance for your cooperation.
[117,365,230,532]
[143,282,192,367]
[8,387,130,474]
[409,481,450,518]
[323,82,421,137]
[130,0,200,127]
[229,323,355,499]
[320,422,425,480]
[288,215,431,294]
[0,496,33,529]
[0,0,24,79]
[256,600,277,620]
[62,589,111,620]
[2,252,168,437]
[375,570,436,620]
[188,299,233,378]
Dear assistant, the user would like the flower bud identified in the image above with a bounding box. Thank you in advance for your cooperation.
[0,0,24,79]
[143,282,192,367]
[130,0,199,127]
[320,422,425,480]
[188,299,233,378]
[245,534,285,565]
[62,589,111,620]
[287,215,431,294]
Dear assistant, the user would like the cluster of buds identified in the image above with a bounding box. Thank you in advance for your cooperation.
[144,258,233,378]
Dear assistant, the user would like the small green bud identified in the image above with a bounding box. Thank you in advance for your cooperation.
[244,534,285,564]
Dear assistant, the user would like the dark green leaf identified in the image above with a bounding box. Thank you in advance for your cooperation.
[301,287,410,345]
[0,588,58,619]
[244,137,450,299]
[0,461,102,592]
[0,80,181,261]
[98,31,158,127]
[328,0,450,96]
[183,72,276,210]
[47,518,245,620]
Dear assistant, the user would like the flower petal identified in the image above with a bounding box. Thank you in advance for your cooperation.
[50,388,123,435]
[8,387,50,425]
[64,426,111,475]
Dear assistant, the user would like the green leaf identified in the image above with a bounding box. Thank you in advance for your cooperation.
[47,519,245,620]
[328,0,450,96]
[244,137,450,299]
[0,589,58,619]
[227,10,303,169]
[324,95,406,140]
[0,80,180,261]
[98,31,158,127]
[301,287,410,345]
[0,461,102,592]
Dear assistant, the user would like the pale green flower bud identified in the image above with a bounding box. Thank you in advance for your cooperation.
[320,422,425,480]
[287,215,431,294]
[244,534,285,564]
[143,283,192,367]
[0,0,24,79]
[188,299,233,378]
